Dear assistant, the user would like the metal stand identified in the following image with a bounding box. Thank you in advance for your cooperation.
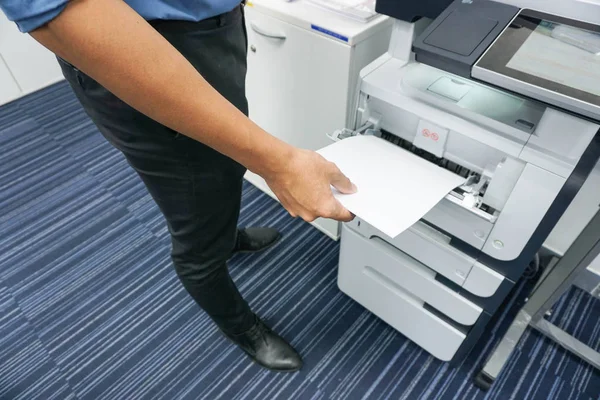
[475,208,600,391]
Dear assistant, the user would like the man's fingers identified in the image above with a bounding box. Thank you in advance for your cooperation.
[286,197,353,223]
[324,198,354,222]
[271,156,357,223]
[329,164,357,195]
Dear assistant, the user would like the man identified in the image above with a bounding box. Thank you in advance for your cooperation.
[0,0,356,372]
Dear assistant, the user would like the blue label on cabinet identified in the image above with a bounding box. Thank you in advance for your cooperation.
[311,25,349,42]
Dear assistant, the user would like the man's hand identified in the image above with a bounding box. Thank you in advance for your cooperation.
[264,149,356,222]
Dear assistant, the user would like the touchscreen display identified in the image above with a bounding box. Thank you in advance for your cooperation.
[475,10,600,109]
[506,21,600,97]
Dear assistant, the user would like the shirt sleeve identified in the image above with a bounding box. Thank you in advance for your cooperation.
[0,0,69,33]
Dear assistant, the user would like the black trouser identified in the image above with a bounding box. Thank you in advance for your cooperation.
[58,5,256,335]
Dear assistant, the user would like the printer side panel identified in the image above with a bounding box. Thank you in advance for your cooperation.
[481,165,565,261]
[478,131,600,281]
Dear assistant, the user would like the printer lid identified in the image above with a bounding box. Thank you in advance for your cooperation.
[412,0,520,78]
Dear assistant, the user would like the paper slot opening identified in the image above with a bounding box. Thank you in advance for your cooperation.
[317,135,468,238]
[378,130,499,219]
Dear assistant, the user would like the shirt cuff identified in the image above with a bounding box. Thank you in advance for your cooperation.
[10,3,68,33]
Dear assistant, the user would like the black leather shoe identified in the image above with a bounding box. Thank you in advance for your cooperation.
[233,227,281,254]
[225,317,303,372]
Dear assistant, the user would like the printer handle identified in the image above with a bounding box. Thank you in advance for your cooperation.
[250,22,287,40]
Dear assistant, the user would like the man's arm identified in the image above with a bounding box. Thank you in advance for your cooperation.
[29,0,356,222]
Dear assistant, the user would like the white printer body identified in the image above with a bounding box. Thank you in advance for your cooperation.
[330,0,600,363]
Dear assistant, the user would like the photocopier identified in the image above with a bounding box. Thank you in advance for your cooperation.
[328,0,600,364]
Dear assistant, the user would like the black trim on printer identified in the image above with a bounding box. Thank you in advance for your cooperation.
[374,0,454,23]
[449,276,531,365]
[449,312,492,367]
[449,281,528,366]
[423,304,471,335]
[434,274,515,314]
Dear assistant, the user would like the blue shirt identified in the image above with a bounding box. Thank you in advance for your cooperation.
[0,0,241,33]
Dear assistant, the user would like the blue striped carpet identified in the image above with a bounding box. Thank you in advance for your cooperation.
[1,81,599,400]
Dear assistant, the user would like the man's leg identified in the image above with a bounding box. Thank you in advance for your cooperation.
[56,5,301,372]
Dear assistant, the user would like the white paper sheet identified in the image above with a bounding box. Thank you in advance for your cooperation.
[317,135,466,238]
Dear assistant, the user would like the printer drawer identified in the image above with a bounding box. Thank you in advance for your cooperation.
[339,224,483,326]
[346,219,504,298]
[348,219,472,285]
[338,227,468,361]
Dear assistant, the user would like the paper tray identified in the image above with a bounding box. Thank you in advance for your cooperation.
[317,135,466,238]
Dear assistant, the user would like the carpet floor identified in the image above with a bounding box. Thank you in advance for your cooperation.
[1,82,599,400]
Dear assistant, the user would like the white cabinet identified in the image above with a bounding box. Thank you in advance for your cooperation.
[244,1,392,239]
[0,13,64,106]
[245,9,351,151]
